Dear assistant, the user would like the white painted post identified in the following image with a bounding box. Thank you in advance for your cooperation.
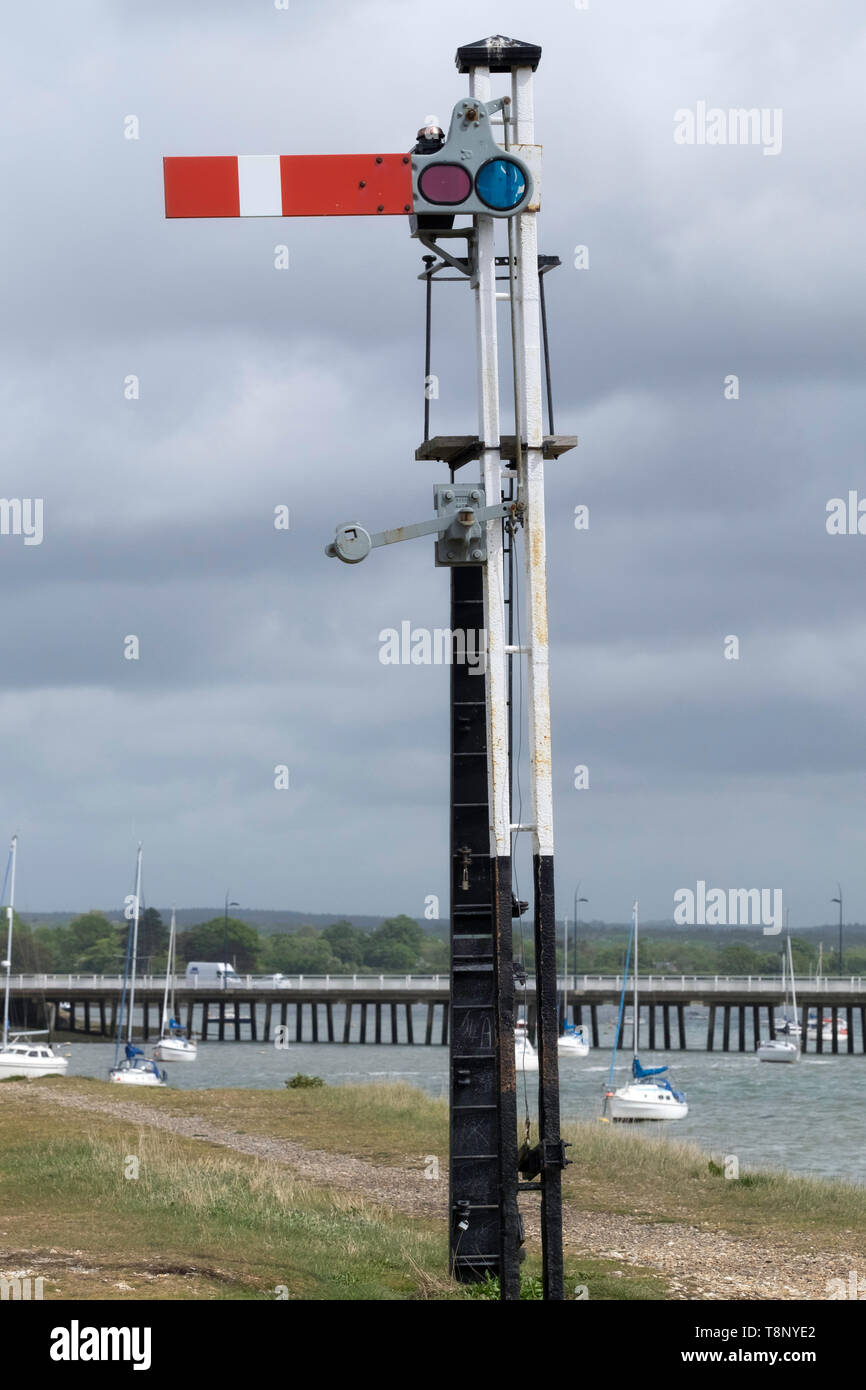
[470,63,511,857]
[511,64,553,864]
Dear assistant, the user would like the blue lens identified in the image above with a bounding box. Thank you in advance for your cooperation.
[475,158,527,211]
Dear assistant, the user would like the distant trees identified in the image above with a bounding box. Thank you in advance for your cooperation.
[4,914,55,972]
[321,920,367,969]
[178,917,261,971]
[264,915,435,974]
[37,911,125,972]
[136,908,169,971]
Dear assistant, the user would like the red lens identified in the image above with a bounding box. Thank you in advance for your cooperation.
[418,163,472,205]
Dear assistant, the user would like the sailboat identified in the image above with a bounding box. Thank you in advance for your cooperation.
[0,835,69,1080]
[758,937,799,1062]
[109,845,166,1087]
[603,902,688,1122]
[153,908,196,1062]
[806,1012,848,1043]
[515,1018,539,1073]
[558,914,590,1057]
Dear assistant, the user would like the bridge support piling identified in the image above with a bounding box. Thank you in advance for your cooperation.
[722,1006,730,1051]
[817,1013,823,1054]
[405,1002,414,1044]
[425,1002,434,1045]
[218,1002,225,1042]
[677,1004,686,1049]
[264,1001,272,1042]
[648,1004,656,1050]
[831,1008,838,1054]
[663,1005,671,1051]
[768,1006,775,1040]
[707,1005,716,1051]
[327,1001,334,1042]
[590,1004,599,1049]
[343,1001,352,1044]
[738,1006,746,1052]
[440,1000,448,1045]
[752,1005,760,1049]
[312,1003,319,1044]
[360,1002,367,1044]
[296,1002,304,1043]
[846,1006,854,1054]
[374,1002,381,1044]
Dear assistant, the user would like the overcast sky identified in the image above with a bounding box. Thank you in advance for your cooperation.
[2,1,864,926]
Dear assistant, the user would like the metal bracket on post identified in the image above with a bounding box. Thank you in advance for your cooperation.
[325,490,520,566]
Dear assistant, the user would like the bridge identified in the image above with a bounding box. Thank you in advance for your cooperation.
[6,973,866,1052]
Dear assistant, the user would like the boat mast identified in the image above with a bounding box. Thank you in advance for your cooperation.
[632,900,639,1058]
[562,914,567,1032]
[2,835,17,1050]
[127,844,143,1045]
[788,934,798,1025]
[161,907,175,1036]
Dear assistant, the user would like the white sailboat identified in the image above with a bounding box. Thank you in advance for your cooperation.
[153,908,197,1062]
[109,845,166,1087]
[604,902,688,1122]
[759,937,799,1062]
[0,835,69,1080]
[806,1013,848,1043]
[558,914,590,1057]
[515,1018,539,1073]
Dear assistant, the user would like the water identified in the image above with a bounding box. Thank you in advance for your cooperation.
[62,1006,866,1187]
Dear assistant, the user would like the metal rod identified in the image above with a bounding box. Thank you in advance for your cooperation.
[539,269,555,434]
[423,255,435,442]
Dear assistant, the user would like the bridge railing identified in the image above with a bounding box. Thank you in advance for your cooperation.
[6,972,865,993]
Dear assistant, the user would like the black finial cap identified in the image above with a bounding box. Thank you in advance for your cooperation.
[455,35,542,73]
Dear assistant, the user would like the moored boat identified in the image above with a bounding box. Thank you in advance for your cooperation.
[760,936,800,1062]
[515,1018,539,1073]
[0,835,69,1081]
[756,1038,799,1063]
[108,845,167,1087]
[153,908,197,1063]
[557,1022,590,1056]
[603,902,688,1122]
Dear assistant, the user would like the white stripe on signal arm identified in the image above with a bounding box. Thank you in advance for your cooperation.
[237,155,282,216]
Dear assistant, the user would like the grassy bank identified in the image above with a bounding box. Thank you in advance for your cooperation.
[1,1078,863,1299]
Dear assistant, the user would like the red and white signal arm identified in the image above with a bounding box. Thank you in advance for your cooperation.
[163,153,413,218]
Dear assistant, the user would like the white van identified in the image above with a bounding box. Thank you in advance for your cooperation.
[185,961,242,988]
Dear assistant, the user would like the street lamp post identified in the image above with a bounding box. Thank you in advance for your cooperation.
[831,885,843,976]
[223,892,239,988]
[572,884,588,994]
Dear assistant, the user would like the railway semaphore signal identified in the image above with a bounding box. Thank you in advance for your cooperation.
[163,33,572,1303]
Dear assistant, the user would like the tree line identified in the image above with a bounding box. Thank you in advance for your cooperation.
[3,911,448,975]
[5,911,864,977]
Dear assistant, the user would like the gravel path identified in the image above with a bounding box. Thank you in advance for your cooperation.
[4,1084,859,1300]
